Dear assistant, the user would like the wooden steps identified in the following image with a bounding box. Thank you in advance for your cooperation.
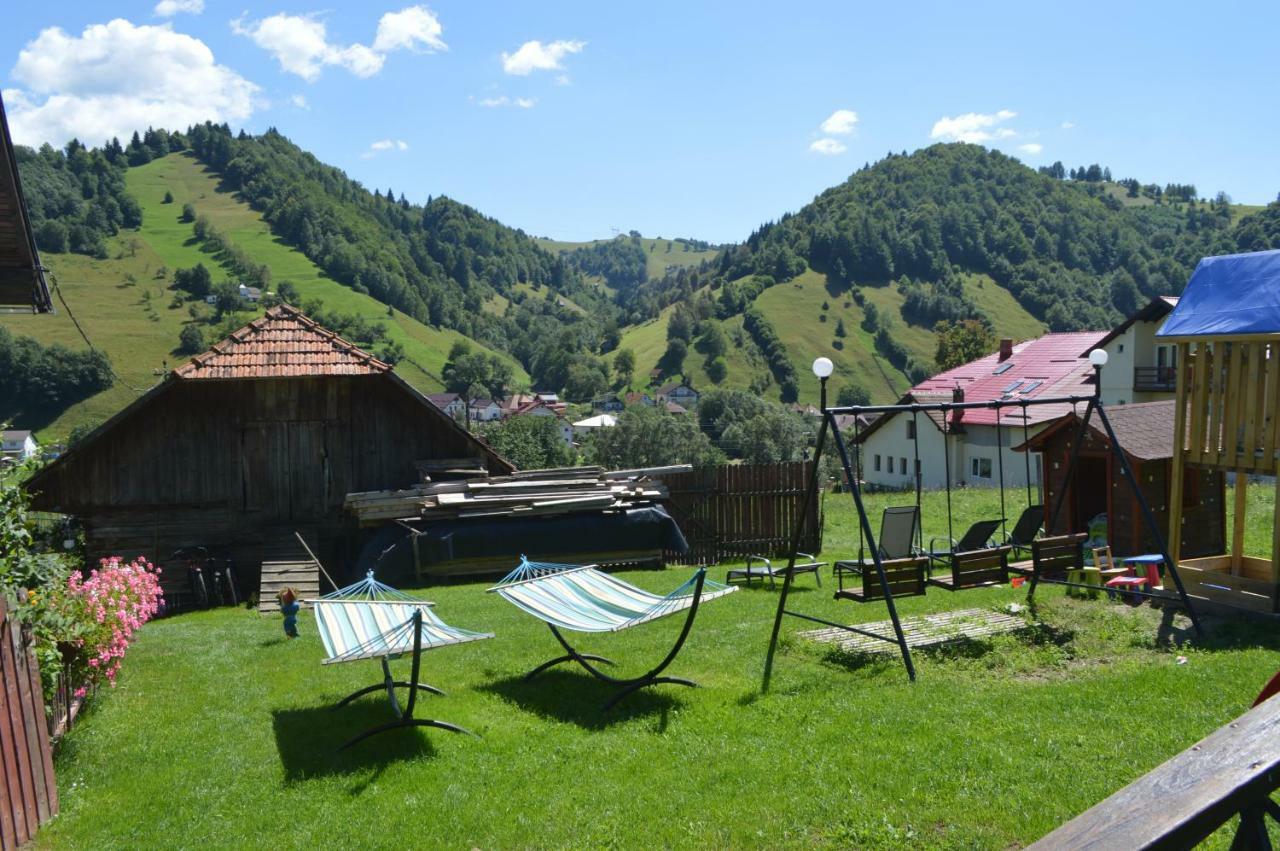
[258,561,319,613]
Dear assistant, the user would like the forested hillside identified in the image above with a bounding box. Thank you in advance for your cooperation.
[8,130,1280,435]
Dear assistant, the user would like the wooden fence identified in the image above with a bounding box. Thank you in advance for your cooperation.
[663,461,822,565]
[0,596,57,850]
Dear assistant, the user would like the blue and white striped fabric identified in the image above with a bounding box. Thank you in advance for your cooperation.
[488,557,736,633]
[308,572,493,664]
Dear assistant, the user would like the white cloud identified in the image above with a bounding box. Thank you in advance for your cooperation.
[1061,121,1075,129]
[233,6,445,81]
[290,93,309,109]
[478,95,536,109]
[1018,143,1043,155]
[820,109,859,135]
[555,74,571,86]
[154,0,204,16]
[930,109,1017,143]
[809,138,847,156]
[363,138,409,158]
[501,39,585,75]
[5,19,259,147]
[373,6,446,53]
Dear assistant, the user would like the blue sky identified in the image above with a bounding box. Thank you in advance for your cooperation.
[3,1,1278,243]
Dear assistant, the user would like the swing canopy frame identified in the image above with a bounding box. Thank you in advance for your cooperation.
[763,355,1203,687]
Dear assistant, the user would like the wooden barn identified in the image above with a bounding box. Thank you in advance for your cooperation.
[24,305,512,599]
[1018,400,1226,559]
[0,90,52,312]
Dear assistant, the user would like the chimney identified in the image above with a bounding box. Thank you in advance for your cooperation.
[998,338,1014,361]
[952,385,965,404]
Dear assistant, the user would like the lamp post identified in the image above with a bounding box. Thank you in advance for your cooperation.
[1088,348,1108,400]
[812,356,833,411]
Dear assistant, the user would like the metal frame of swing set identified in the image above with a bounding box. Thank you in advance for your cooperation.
[763,374,1204,686]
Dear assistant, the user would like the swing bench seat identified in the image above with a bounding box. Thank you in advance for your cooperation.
[1027,533,1087,582]
[927,545,1012,591]
[834,556,929,602]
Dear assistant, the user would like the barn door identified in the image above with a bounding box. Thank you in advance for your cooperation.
[288,421,329,521]
[241,423,290,518]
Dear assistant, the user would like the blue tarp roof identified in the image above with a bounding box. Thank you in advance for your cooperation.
[1158,249,1280,337]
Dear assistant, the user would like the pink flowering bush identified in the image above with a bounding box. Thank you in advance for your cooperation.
[27,557,164,701]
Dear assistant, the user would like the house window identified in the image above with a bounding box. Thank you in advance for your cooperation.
[900,458,907,476]
[874,454,881,472]
[887,457,895,474]
[971,457,993,479]
[906,420,916,440]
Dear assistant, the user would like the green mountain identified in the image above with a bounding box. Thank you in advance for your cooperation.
[6,133,1279,438]
[616,144,1280,403]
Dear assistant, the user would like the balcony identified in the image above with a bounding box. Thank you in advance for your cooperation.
[1133,366,1179,392]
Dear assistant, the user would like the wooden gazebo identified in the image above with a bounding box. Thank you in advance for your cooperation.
[1163,249,1280,613]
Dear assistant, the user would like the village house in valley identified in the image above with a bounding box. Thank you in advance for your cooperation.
[855,333,1105,490]
[1,429,37,462]
[23,306,511,590]
[656,382,699,410]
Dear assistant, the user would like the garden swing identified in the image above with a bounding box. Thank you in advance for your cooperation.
[763,353,1204,687]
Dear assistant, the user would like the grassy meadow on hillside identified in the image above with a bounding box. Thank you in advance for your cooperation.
[0,153,527,439]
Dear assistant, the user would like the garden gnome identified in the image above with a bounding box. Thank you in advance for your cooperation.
[278,587,300,638]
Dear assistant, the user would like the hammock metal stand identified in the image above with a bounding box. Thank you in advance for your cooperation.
[523,569,708,711]
[332,609,474,750]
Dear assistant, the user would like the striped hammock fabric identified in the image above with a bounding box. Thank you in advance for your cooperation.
[309,572,493,664]
[488,557,737,633]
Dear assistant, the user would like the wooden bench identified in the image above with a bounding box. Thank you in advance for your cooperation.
[1028,692,1280,849]
[1025,533,1087,581]
[834,556,929,603]
[928,546,1011,591]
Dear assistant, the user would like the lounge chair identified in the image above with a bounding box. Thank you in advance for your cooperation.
[834,505,920,583]
[727,552,826,588]
[489,557,736,710]
[926,518,1002,571]
[309,572,493,749]
[1004,505,1044,561]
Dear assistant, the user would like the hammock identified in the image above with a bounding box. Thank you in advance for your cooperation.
[308,572,494,748]
[488,557,736,710]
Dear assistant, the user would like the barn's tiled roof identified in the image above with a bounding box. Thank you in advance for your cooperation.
[173,304,390,380]
[0,92,51,312]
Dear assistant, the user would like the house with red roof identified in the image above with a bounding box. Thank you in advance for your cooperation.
[854,332,1107,490]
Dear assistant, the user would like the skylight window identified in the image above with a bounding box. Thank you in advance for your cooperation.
[1002,379,1024,393]
[1020,379,1043,394]
[993,362,1014,375]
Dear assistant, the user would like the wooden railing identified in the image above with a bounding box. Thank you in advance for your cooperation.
[0,596,58,849]
[662,461,821,565]
[1133,365,1179,392]
[1028,693,1280,849]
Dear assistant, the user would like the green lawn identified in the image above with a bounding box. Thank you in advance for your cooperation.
[38,486,1280,849]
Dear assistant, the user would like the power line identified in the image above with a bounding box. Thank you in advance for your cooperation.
[48,272,148,395]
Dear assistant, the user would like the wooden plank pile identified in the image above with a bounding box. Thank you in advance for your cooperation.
[344,465,689,527]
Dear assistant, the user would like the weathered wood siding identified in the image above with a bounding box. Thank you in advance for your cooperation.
[26,375,503,584]
[0,596,57,849]
[1038,428,1224,559]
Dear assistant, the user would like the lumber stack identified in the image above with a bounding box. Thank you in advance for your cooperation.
[343,465,688,526]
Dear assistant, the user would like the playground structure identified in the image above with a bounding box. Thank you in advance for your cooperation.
[764,353,1203,685]
[1161,249,1280,614]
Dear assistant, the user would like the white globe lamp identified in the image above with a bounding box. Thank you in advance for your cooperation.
[1088,349,1109,368]
[812,357,834,379]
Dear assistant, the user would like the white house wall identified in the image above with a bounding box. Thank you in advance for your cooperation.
[859,414,1043,493]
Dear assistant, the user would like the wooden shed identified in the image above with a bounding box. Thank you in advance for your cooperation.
[1019,400,1226,560]
[24,305,512,596]
[0,91,52,312]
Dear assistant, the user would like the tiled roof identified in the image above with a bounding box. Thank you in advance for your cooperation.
[1,430,32,441]
[172,305,390,380]
[1021,400,1179,461]
[913,331,1106,428]
[427,392,461,406]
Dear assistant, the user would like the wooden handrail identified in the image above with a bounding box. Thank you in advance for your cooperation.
[1028,694,1280,849]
